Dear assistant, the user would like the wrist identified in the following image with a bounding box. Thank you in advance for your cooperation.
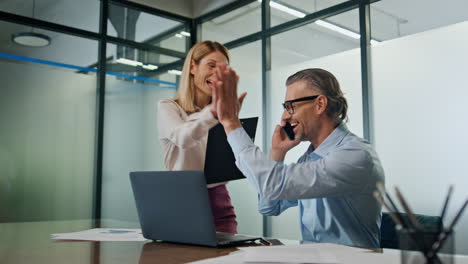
[222,119,242,135]
[210,110,218,119]
[270,149,286,162]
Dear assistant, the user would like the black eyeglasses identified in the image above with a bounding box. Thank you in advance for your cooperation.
[282,95,319,115]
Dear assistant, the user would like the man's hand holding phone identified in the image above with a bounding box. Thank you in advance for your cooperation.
[281,122,295,140]
[270,123,300,162]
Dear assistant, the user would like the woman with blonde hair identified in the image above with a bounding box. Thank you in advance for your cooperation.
[157,40,245,234]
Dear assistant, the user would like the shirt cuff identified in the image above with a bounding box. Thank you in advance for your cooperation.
[199,106,219,128]
[227,127,254,157]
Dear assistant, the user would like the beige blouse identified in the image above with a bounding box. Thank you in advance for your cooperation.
[157,98,224,188]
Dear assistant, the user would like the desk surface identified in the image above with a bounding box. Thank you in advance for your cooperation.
[5,220,466,264]
[0,219,258,264]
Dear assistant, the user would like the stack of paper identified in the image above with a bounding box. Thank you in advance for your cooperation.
[187,243,401,264]
[189,243,369,264]
[51,228,148,241]
[239,243,371,263]
[190,242,468,264]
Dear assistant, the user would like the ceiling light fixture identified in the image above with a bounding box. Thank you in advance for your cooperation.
[260,0,381,44]
[116,58,159,71]
[314,19,360,39]
[174,31,190,38]
[269,1,306,18]
[168,70,182,75]
[142,64,158,70]
[11,0,51,47]
[12,32,51,47]
[116,58,143,67]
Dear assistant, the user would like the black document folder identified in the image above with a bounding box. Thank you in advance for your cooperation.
[204,117,258,184]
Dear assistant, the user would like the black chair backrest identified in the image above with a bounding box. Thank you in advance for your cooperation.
[380,212,441,249]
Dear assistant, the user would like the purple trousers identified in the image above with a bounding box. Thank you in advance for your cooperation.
[207,184,238,234]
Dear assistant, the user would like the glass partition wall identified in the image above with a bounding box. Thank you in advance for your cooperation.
[0,0,190,226]
[101,3,185,226]
[0,20,98,222]
[2,0,467,254]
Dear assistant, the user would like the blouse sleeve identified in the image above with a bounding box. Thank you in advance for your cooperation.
[157,99,218,149]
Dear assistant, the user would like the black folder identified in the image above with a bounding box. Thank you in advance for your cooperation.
[204,117,258,184]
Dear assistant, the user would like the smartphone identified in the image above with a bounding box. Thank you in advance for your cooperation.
[281,122,295,141]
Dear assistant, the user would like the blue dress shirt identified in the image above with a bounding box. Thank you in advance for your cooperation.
[227,123,385,248]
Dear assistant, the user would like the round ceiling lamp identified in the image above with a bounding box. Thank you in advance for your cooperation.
[11,0,51,48]
[12,32,51,47]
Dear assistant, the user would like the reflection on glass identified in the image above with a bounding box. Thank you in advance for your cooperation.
[202,2,261,43]
[0,31,97,222]
[107,2,185,48]
[144,24,189,53]
[268,1,382,44]
[270,0,347,27]
[101,74,177,222]
[0,21,98,70]
[101,43,178,222]
[271,9,360,67]
[105,43,180,89]
[157,30,189,52]
[371,0,468,41]
[0,0,99,32]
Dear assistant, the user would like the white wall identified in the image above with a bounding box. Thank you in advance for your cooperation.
[371,20,468,254]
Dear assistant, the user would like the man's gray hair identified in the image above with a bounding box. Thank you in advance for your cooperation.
[286,68,348,124]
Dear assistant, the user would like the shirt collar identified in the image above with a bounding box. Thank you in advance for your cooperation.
[306,122,349,158]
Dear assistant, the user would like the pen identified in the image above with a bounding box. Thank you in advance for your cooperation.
[373,191,403,228]
[428,199,468,258]
[376,182,408,228]
[394,186,421,230]
[439,185,454,231]
[376,182,399,212]
[375,190,440,263]
[447,198,468,231]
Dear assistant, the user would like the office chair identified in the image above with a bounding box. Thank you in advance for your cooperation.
[380,212,441,249]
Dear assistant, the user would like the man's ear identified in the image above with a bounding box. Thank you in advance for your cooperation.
[190,59,197,75]
[316,95,328,115]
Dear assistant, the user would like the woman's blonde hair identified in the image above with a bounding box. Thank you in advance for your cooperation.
[174,41,230,113]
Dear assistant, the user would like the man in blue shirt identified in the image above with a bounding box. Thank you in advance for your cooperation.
[212,66,385,248]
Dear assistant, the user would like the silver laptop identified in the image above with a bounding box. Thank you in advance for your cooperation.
[130,171,265,247]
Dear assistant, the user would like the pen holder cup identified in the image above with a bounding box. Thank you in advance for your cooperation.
[398,229,454,264]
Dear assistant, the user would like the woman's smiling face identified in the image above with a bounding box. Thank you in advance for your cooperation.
[190,51,229,97]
